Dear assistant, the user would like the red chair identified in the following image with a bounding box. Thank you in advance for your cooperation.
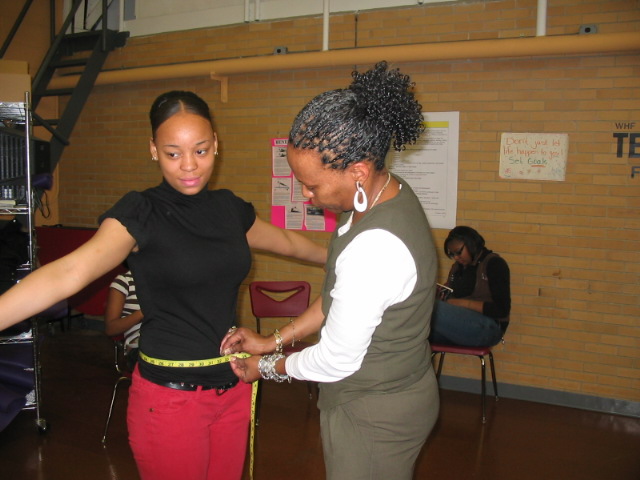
[249,281,318,420]
[101,334,132,443]
[430,343,499,424]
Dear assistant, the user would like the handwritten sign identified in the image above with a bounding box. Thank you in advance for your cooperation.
[499,133,568,181]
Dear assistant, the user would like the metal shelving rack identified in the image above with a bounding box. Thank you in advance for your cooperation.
[0,92,47,432]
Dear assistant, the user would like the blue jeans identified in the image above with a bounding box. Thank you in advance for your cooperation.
[430,300,503,347]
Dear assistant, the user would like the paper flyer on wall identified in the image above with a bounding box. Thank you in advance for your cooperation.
[389,111,459,230]
[269,138,336,232]
[272,139,291,176]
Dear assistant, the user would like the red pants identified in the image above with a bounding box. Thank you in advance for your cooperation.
[127,367,252,480]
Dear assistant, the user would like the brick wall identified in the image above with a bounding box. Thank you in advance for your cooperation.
[14,0,640,403]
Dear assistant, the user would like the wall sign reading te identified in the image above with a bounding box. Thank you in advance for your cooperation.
[499,132,568,181]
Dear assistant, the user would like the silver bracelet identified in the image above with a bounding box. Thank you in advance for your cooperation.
[258,353,290,383]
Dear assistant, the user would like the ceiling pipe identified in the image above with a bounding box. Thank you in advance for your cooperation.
[536,0,547,37]
[322,0,330,51]
[118,0,125,33]
[48,32,640,90]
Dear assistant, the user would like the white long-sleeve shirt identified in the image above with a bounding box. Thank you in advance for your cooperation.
[285,223,417,383]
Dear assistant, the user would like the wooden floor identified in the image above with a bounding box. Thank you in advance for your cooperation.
[1,325,639,480]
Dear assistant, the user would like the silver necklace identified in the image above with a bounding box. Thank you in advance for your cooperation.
[370,172,392,209]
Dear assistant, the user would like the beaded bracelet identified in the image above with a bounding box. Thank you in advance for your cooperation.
[258,353,291,383]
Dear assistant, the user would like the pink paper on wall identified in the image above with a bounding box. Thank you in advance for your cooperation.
[270,138,336,232]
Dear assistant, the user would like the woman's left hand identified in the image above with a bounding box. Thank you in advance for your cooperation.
[220,326,273,356]
[230,355,261,383]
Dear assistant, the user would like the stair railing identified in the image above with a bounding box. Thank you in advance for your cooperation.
[32,0,89,94]
[0,0,35,58]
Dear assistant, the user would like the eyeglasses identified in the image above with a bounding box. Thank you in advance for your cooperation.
[447,244,465,259]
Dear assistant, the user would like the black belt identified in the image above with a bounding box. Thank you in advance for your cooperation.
[156,378,238,393]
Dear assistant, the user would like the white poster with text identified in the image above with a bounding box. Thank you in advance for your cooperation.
[389,111,459,230]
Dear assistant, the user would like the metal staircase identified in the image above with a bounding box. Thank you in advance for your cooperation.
[2,0,128,172]
[31,29,128,171]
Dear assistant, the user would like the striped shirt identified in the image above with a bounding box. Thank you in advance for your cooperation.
[110,270,141,349]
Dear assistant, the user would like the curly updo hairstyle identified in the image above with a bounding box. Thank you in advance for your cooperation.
[149,90,214,140]
[444,226,486,260]
[289,61,424,170]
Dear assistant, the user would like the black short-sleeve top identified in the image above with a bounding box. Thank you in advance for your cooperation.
[99,180,256,386]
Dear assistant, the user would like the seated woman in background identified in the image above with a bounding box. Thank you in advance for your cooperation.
[430,225,510,347]
[104,269,142,370]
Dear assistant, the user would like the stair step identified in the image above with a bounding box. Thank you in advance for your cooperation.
[60,30,103,51]
[34,119,60,126]
[50,58,90,68]
[39,88,75,97]
[59,29,127,55]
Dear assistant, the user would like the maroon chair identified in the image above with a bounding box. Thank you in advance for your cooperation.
[249,281,318,420]
[430,343,499,424]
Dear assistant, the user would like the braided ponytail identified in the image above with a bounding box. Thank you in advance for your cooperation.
[289,61,424,170]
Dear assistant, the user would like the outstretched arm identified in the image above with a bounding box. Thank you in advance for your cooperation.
[0,218,135,331]
[246,217,327,265]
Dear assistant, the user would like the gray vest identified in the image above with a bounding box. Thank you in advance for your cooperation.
[318,178,437,410]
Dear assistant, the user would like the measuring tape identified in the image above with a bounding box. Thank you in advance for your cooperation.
[139,351,250,368]
[139,351,258,480]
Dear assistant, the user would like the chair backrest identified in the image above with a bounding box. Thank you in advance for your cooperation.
[249,281,311,333]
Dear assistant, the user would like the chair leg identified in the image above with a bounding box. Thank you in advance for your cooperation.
[488,351,499,401]
[479,355,486,424]
[434,352,445,379]
[102,375,130,444]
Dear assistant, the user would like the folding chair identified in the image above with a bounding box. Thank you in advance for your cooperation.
[249,281,318,420]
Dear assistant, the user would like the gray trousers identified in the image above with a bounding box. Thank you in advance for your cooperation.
[320,368,439,480]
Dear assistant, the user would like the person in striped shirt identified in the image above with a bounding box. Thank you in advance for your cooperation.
[104,269,142,369]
